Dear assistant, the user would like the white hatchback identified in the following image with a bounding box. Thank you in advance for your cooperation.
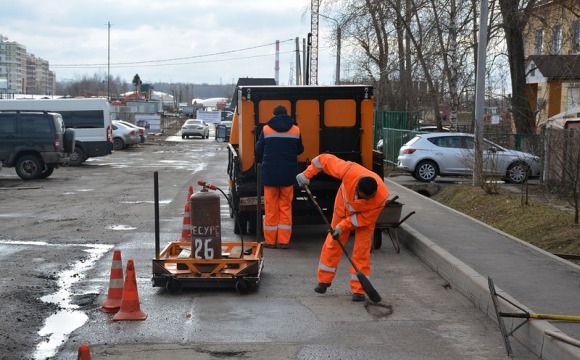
[397,133,541,183]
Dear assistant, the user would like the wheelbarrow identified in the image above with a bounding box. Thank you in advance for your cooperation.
[372,196,415,253]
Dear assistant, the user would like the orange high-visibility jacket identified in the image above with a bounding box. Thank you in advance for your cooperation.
[303,154,389,233]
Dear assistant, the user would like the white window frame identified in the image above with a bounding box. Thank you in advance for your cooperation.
[571,19,580,55]
[535,29,544,55]
[551,25,562,55]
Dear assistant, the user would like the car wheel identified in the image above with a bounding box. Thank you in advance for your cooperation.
[506,162,529,184]
[15,155,44,180]
[63,128,76,154]
[39,165,55,179]
[414,160,438,182]
[113,138,124,150]
[181,134,186,139]
[69,147,85,166]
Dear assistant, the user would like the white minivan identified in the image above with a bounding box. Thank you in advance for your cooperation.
[0,98,113,165]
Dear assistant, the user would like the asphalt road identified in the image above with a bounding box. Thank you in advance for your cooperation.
[0,131,537,360]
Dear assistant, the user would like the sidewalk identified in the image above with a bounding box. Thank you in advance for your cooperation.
[386,179,580,359]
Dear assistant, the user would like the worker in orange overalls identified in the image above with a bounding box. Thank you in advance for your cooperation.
[256,105,304,249]
[296,154,389,301]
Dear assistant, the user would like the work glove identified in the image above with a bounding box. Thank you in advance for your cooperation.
[296,173,310,188]
[331,226,342,240]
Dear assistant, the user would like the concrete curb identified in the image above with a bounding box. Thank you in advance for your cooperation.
[398,223,580,360]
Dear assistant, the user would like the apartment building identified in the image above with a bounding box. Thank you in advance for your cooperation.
[524,0,580,124]
[0,34,56,96]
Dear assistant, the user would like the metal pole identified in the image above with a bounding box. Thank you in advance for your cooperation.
[315,12,341,85]
[107,21,111,101]
[473,0,488,186]
[295,37,302,85]
[336,26,341,85]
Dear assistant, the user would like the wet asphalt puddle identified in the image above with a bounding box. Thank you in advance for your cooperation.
[0,240,112,360]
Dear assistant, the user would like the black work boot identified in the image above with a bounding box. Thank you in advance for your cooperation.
[352,293,365,302]
[314,282,331,294]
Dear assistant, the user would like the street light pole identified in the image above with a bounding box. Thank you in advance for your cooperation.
[316,13,341,85]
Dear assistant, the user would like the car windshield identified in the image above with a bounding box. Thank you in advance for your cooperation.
[186,120,203,125]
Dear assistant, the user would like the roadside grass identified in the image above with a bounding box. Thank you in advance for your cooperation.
[431,184,579,263]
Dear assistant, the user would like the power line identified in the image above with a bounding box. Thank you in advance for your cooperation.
[51,39,295,68]
[53,50,296,70]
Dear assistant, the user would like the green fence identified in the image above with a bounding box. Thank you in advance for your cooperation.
[373,110,422,146]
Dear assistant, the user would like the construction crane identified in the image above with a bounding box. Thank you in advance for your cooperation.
[310,0,319,85]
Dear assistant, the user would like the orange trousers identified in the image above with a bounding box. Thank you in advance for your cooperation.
[263,185,293,245]
[317,212,373,294]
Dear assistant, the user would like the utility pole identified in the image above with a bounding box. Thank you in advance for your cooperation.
[473,0,488,186]
[107,21,111,101]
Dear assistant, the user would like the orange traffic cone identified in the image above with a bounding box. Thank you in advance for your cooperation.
[182,185,193,214]
[100,249,124,313]
[113,259,147,321]
[187,185,193,201]
[77,344,91,360]
[178,202,191,242]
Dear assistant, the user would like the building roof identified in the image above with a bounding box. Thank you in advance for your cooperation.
[526,55,580,80]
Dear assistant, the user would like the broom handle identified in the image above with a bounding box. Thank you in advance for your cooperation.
[304,186,361,272]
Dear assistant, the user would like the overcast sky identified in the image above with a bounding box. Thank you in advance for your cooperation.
[1,0,340,85]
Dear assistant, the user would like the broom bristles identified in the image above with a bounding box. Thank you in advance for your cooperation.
[357,272,381,303]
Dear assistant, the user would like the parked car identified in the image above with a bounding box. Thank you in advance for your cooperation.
[396,132,541,183]
[115,120,146,143]
[0,98,113,166]
[376,126,451,152]
[181,119,209,139]
[0,110,75,179]
[111,120,141,150]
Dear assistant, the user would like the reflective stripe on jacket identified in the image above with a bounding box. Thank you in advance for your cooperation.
[255,114,304,186]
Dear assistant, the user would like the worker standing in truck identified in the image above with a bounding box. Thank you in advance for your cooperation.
[256,105,304,249]
[296,154,389,301]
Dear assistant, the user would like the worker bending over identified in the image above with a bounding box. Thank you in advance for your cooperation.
[296,154,389,301]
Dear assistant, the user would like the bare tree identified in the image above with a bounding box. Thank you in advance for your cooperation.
[498,0,538,134]
[544,127,580,224]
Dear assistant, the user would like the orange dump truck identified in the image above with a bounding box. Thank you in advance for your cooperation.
[224,84,384,235]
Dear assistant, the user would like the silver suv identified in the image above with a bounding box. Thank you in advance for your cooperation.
[0,111,75,180]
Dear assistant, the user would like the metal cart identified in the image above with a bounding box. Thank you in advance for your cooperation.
[150,172,264,295]
[152,241,264,294]
[372,199,415,253]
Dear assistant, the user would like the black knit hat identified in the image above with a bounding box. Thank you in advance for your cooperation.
[273,105,288,115]
[357,176,377,197]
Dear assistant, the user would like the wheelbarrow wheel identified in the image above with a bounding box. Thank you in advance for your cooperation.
[372,228,383,250]
[235,279,252,294]
[166,278,183,295]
